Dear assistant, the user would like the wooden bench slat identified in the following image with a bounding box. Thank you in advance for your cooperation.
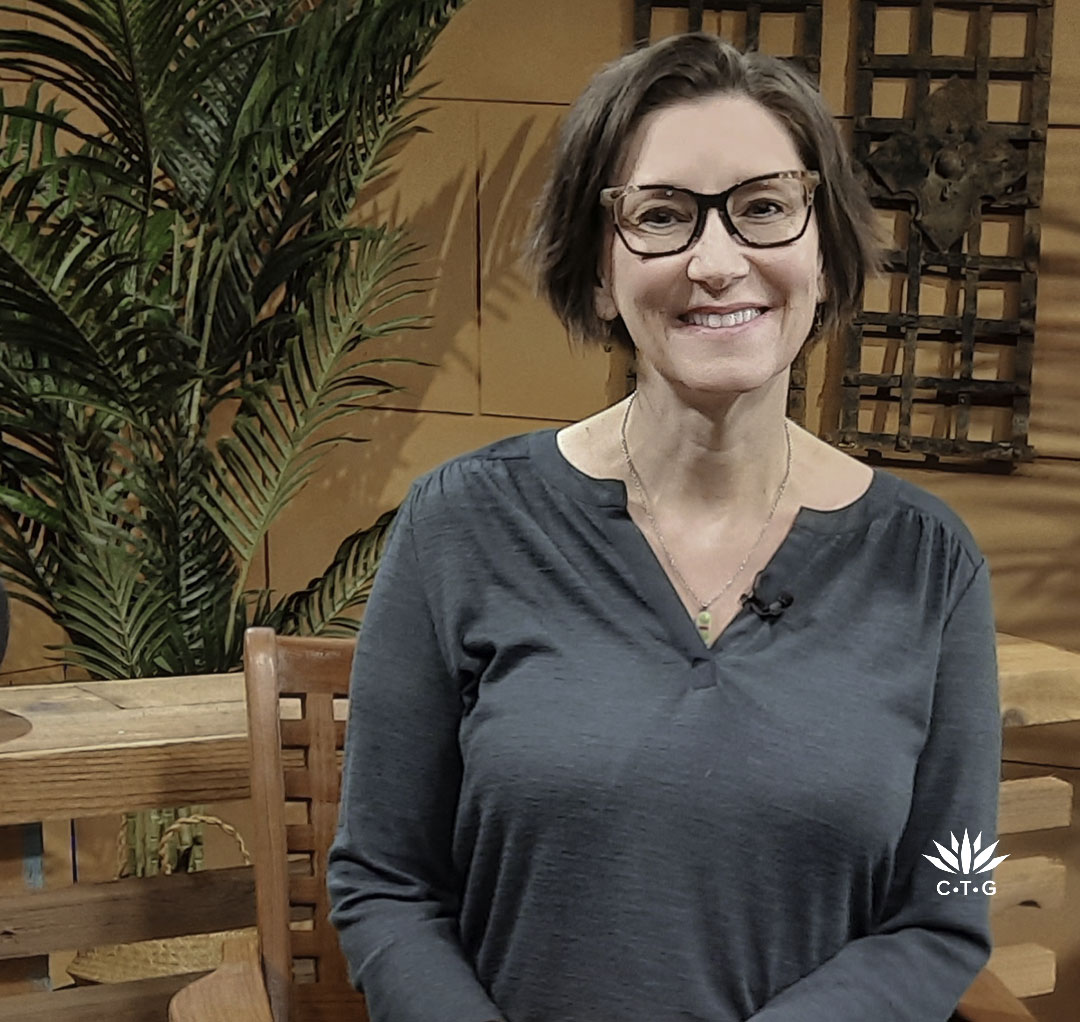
[990,855,1067,915]
[0,971,208,1022]
[987,943,1057,999]
[0,866,255,960]
[997,776,1073,834]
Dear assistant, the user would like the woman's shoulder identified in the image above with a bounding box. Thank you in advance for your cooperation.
[884,472,984,565]
[405,429,554,518]
[795,427,983,566]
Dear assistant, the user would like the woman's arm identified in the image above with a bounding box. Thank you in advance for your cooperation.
[746,560,1002,1021]
[327,490,504,1022]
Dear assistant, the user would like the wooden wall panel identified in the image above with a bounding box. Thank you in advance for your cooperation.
[1029,127,1080,459]
[820,0,854,117]
[418,0,632,104]
[0,598,66,685]
[1049,0,1080,126]
[0,1,27,61]
[891,459,1080,654]
[266,408,570,598]
[476,103,617,421]
[351,103,480,416]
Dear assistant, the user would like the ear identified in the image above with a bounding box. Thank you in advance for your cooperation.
[594,275,618,322]
[816,251,828,303]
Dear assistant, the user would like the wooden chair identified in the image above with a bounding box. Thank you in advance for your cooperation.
[166,627,1035,1022]
[169,628,367,1022]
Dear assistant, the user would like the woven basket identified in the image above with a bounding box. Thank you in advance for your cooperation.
[68,814,256,985]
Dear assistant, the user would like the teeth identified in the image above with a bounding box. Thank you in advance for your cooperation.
[685,308,762,328]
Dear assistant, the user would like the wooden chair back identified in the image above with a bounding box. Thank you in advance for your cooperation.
[244,627,367,1022]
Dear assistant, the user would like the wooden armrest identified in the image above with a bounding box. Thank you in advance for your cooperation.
[168,935,273,1022]
[955,966,1037,1022]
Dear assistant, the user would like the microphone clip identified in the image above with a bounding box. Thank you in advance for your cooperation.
[742,590,794,619]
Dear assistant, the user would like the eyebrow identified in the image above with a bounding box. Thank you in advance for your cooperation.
[622,171,807,193]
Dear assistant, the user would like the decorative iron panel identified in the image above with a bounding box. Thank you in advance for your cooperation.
[839,0,1053,467]
[633,1,822,77]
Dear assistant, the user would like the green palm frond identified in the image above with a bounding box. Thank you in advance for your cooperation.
[43,450,176,678]
[0,0,468,680]
[267,507,395,636]
[198,227,421,611]
[197,0,456,376]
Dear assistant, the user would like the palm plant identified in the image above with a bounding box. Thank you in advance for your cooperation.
[0,0,467,680]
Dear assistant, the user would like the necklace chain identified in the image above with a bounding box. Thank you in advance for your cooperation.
[619,392,792,637]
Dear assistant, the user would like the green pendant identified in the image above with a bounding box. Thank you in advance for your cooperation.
[696,609,711,639]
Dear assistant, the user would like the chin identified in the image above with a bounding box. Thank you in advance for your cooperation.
[663,362,792,400]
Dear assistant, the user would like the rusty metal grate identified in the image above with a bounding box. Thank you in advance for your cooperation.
[837,0,1053,467]
[633,1,823,78]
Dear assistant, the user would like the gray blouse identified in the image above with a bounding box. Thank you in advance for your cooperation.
[328,428,1001,1022]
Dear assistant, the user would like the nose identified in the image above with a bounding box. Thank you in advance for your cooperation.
[685,208,750,285]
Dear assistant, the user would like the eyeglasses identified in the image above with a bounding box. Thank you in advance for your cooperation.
[599,170,821,257]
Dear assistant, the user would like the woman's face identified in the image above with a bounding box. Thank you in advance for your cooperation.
[596,92,825,398]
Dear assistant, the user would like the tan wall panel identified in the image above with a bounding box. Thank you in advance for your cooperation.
[1030,127,1080,459]
[266,408,569,598]
[1049,0,1080,126]
[0,595,66,683]
[648,6,692,41]
[419,0,631,104]
[890,459,1080,653]
[352,102,480,415]
[476,103,617,421]
[0,1,27,76]
[820,0,854,118]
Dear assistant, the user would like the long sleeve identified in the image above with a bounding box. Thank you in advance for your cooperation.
[327,489,504,1022]
[746,560,1001,1022]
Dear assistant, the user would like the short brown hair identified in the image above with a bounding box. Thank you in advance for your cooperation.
[527,33,881,349]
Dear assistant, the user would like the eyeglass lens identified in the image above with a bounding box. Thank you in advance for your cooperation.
[615,177,812,254]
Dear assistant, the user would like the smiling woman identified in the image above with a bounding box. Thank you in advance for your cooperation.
[327,33,1003,1022]
[592,93,827,400]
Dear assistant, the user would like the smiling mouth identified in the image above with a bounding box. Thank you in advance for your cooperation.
[680,308,766,329]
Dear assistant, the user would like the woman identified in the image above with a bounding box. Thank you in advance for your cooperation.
[328,33,1001,1022]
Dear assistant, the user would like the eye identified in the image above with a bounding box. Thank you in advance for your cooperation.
[730,182,802,221]
[740,198,789,218]
[629,203,695,230]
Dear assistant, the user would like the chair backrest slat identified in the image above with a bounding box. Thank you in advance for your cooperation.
[244,628,364,1022]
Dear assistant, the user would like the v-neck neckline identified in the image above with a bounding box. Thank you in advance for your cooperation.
[529,428,894,659]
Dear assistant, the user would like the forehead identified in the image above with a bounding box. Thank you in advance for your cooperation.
[616,93,804,189]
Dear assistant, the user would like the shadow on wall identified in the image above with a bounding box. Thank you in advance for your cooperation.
[265,110,568,602]
[479,116,557,329]
[1030,207,1080,459]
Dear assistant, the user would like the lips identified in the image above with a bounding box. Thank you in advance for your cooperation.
[680,307,766,329]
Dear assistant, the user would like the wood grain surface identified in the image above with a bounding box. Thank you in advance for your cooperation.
[0,675,248,826]
[0,865,255,960]
[0,971,209,1022]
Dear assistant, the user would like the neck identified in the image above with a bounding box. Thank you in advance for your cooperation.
[620,372,793,521]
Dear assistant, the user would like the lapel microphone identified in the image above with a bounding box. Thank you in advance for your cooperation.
[742,590,794,619]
